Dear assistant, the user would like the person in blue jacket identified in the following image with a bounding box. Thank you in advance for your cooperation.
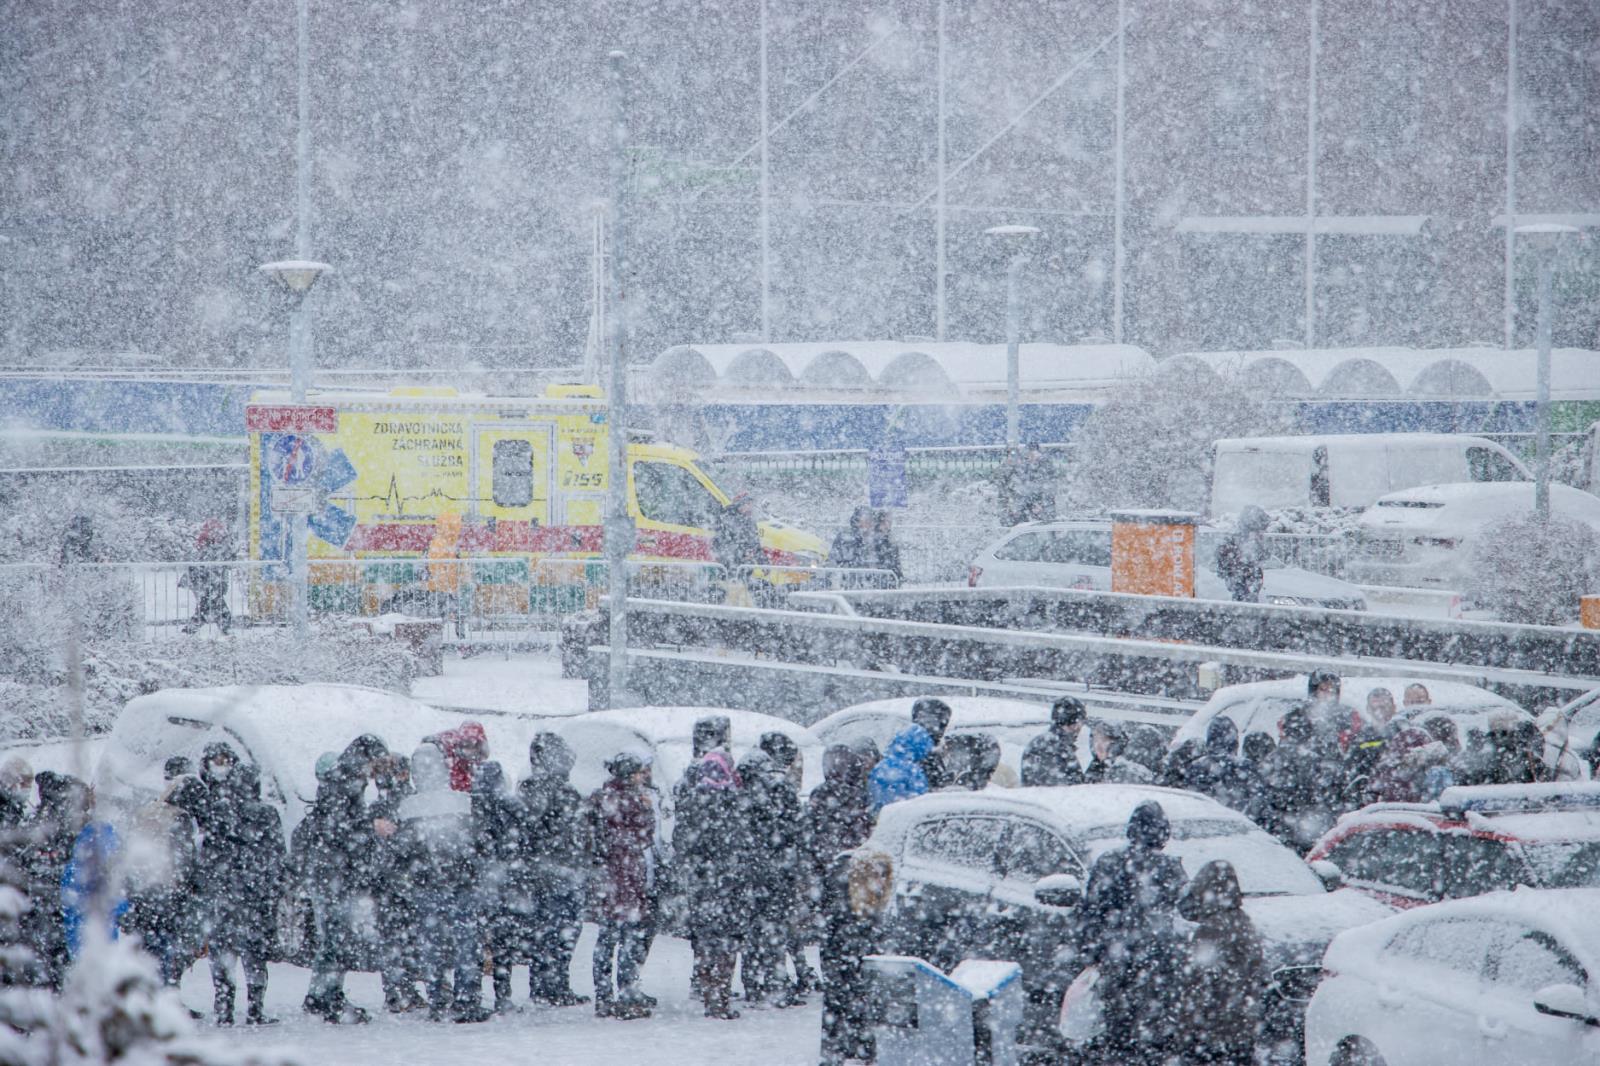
[867,725,935,812]
[61,818,126,958]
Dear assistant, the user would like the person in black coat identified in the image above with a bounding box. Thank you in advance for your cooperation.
[674,750,747,1019]
[759,731,819,998]
[1075,800,1188,1066]
[1259,706,1341,850]
[200,764,285,1025]
[23,772,90,989]
[1178,860,1265,1065]
[1183,717,1264,820]
[369,753,425,1014]
[515,733,589,1007]
[470,761,523,1013]
[120,763,200,989]
[818,849,891,1066]
[827,506,875,572]
[294,738,386,1024]
[806,745,874,878]
[1021,697,1087,787]
[910,698,955,791]
[735,750,806,1007]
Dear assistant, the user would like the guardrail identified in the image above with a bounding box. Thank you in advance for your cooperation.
[707,442,1075,479]
[568,591,1599,715]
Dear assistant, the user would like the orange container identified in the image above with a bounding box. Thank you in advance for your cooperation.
[1582,595,1600,630]
[1110,510,1200,598]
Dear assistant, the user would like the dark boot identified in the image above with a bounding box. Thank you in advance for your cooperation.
[245,984,278,1026]
[213,987,235,1026]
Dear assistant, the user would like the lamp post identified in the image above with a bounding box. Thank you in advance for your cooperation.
[985,225,1040,449]
[605,50,634,707]
[258,258,331,636]
[1514,222,1577,521]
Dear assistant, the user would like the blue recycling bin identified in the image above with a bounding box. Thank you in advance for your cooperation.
[865,955,1024,1066]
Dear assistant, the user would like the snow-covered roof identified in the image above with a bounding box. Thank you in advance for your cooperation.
[642,341,1156,401]
[1167,347,1600,401]
[874,783,1240,842]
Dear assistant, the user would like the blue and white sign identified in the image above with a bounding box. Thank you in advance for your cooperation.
[867,445,908,508]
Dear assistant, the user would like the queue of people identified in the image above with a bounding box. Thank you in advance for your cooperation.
[827,507,903,588]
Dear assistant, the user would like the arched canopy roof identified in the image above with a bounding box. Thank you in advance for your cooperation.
[1172,347,1600,401]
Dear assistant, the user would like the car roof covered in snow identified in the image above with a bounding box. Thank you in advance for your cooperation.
[96,683,464,817]
[815,697,1050,731]
[1172,676,1525,749]
[872,783,1246,848]
[1323,784,1600,845]
[550,706,820,797]
[1324,887,1600,975]
[1370,480,1600,512]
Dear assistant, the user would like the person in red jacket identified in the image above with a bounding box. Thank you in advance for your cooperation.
[582,751,657,1020]
[432,723,488,793]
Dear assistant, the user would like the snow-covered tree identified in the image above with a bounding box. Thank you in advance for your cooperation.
[1469,512,1600,626]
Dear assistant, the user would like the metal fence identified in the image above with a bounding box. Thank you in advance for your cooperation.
[707,442,1075,480]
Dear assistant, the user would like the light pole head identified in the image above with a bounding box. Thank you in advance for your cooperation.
[259,259,333,294]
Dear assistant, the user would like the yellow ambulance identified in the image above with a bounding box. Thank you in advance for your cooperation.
[245,385,824,617]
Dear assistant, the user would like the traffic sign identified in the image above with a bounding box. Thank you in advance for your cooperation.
[268,434,318,486]
[868,445,908,508]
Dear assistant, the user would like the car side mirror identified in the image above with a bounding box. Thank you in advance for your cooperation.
[1310,859,1343,892]
[1034,873,1083,909]
[1533,983,1596,1025]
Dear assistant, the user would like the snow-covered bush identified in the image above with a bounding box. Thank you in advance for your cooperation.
[1065,365,1293,514]
[1468,512,1600,625]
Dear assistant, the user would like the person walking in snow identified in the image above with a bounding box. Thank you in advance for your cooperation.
[181,519,233,635]
[515,734,590,1007]
[119,757,200,988]
[675,749,746,1019]
[1076,801,1188,1066]
[583,752,657,1020]
[1178,860,1265,1065]
[818,850,892,1066]
[1215,505,1270,603]
[736,749,807,1008]
[197,763,285,1025]
[1183,717,1264,819]
[470,760,523,1014]
[388,745,491,1023]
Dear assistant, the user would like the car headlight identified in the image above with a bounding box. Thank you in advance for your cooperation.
[1268,595,1316,607]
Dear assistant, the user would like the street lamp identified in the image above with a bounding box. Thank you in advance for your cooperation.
[258,258,332,636]
[1513,223,1576,521]
[985,224,1040,449]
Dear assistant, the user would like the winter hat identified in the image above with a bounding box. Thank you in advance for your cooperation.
[314,752,339,782]
[606,750,649,780]
[737,749,772,780]
[529,733,576,778]
[161,756,191,782]
[1242,732,1276,763]
[1205,716,1240,755]
[695,750,740,791]
[233,763,262,801]
[410,745,451,793]
[759,732,798,769]
[1126,800,1170,850]
[1051,696,1086,729]
[822,744,859,785]
[346,734,391,764]
[692,716,732,758]
[910,698,953,742]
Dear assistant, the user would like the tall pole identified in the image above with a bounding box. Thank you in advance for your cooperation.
[1504,0,1518,348]
[291,0,313,638]
[605,51,634,707]
[1111,0,1126,343]
[935,0,947,341]
[1534,250,1552,520]
[1005,255,1022,448]
[1304,0,1318,349]
[759,0,771,342]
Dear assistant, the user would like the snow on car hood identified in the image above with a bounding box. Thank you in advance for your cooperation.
[1242,889,1394,961]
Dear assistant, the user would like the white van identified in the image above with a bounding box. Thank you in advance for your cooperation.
[1210,433,1529,517]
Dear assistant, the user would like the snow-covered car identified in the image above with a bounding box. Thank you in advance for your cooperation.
[550,705,822,808]
[93,683,471,829]
[1307,783,1600,910]
[864,784,1391,1053]
[807,696,1070,780]
[1169,676,1529,754]
[968,519,1368,610]
[1556,687,1600,768]
[1304,887,1600,1066]
[1348,480,1600,593]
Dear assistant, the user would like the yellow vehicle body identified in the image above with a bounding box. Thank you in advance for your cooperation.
[245,386,824,616]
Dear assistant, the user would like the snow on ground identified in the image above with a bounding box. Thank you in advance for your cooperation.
[409,646,590,717]
[183,928,823,1066]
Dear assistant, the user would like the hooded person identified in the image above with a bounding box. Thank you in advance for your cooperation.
[1021,696,1087,787]
[61,813,125,961]
[293,740,384,1024]
[471,761,524,1013]
[735,749,807,1007]
[1215,505,1270,602]
[828,506,876,572]
[755,731,818,999]
[943,733,1003,791]
[120,771,201,988]
[583,751,657,1020]
[673,749,746,1019]
[25,772,92,987]
[436,723,488,793]
[0,757,32,829]
[1178,860,1265,1065]
[1183,717,1262,817]
[867,724,935,812]
[1084,722,1155,784]
[807,745,874,879]
[910,698,954,790]
[818,849,892,1066]
[1259,705,1341,850]
[1076,800,1188,1066]
[204,764,286,1026]
[515,733,589,1007]
[388,744,490,1023]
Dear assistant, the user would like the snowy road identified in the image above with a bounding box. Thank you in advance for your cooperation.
[184,928,822,1066]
